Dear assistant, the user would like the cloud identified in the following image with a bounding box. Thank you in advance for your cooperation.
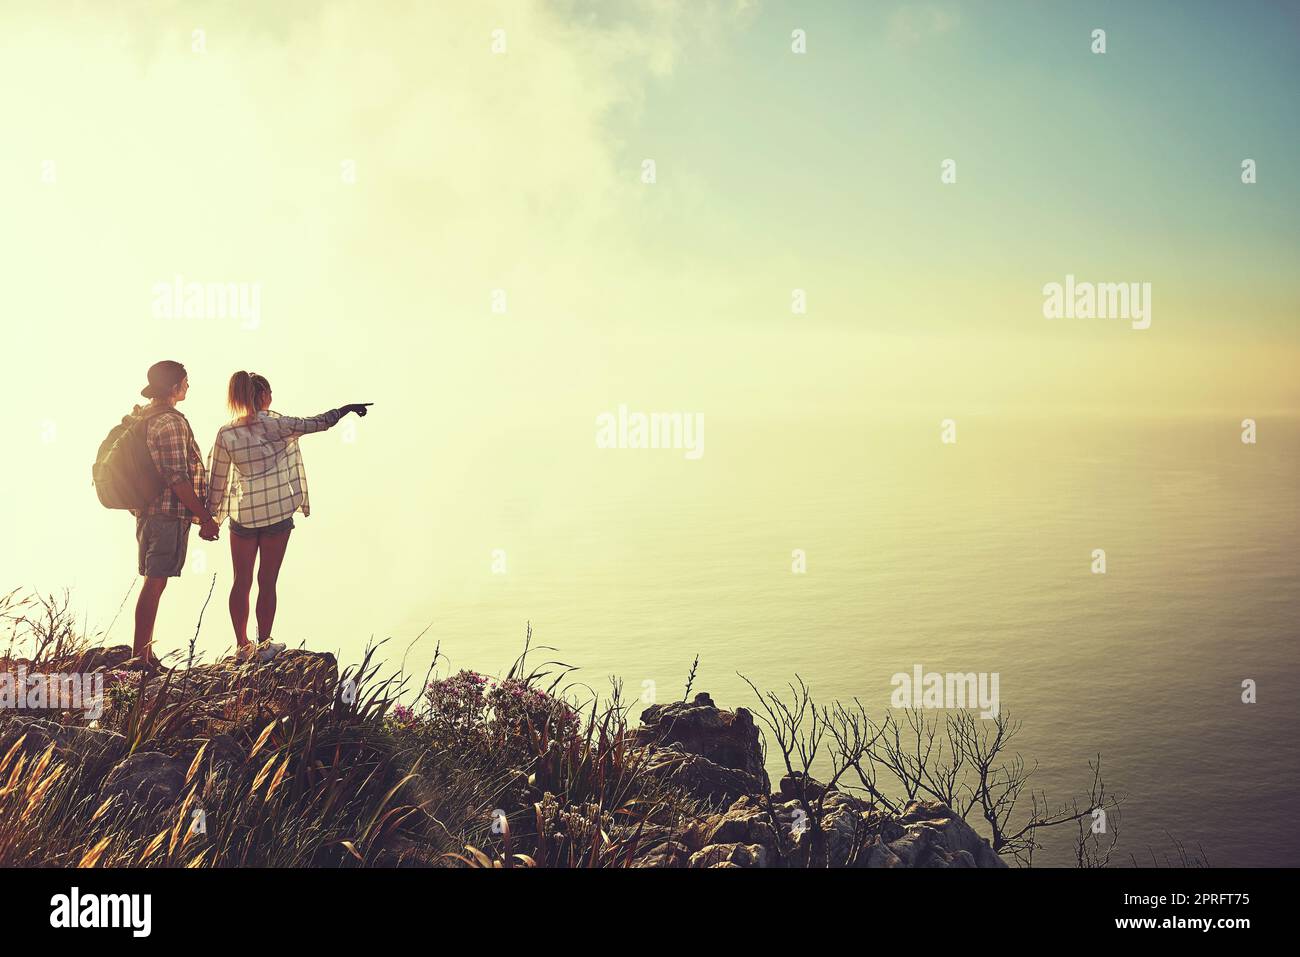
[886,2,960,45]
[0,0,748,344]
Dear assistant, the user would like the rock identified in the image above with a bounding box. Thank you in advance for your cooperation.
[688,842,768,868]
[13,644,340,740]
[101,751,186,808]
[863,809,907,848]
[731,790,1007,868]
[865,839,904,868]
[820,801,866,866]
[0,716,59,758]
[47,725,126,777]
[4,644,139,677]
[170,733,243,771]
[137,649,339,737]
[701,802,782,863]
[683,797,1009,869]
[67,645,135,674]
[885,827,935,867]
[611,822,691,849]
[631,840,692,868]
[776,797,873,867]
[0,717,125,777]
[634,692,767,781]
[755,781,887,866]
[632,692,769,804]
[778,771,835,802]
[641,746,766,806]
[896,800,1007,869]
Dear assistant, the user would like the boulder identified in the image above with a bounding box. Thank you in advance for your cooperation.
[820,800,867,866]
[774,793,875,867]
[67,644,135,674]
[865,838,904,868]
[688,842,769,868]
[896,800,1007,868]
[641,745,765,806]
[137,648,339,737]
[701,800,782,863]
[170,733,244,771]
[632,692,768,804]
[706,786,1007,868]
[634,692,767,781]
[631,840,692,868]
[0,716,125,777]
[0,717,60,758]
[884,826,935,867]
[704,802,778,846]
[778,771,836,802]
[611,822,693,849]
[3,644,140,677]
[100,751,187,808]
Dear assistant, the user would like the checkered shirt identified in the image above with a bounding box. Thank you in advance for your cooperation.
[207,409,342,528]
[131,404,207,522]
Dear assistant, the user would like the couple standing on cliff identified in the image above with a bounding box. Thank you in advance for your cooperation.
[125,360,371,670]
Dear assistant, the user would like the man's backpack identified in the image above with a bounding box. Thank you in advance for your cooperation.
[92,409,182,510]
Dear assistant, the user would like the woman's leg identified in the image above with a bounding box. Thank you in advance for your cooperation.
[229,532,259,646]
[254,528,292,640]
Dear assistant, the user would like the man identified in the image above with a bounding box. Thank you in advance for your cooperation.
[131,361,220,668]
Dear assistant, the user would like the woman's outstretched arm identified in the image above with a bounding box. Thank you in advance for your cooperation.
[264,404,370,440]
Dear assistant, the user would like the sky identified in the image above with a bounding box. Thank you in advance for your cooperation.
[0,0,1296,659]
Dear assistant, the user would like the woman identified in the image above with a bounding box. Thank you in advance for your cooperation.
[207,371,371,661]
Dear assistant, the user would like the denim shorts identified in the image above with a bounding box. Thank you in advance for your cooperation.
[136,515,191,578]
[230,517,295,540]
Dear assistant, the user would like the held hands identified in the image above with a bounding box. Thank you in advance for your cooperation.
[199,517,220,541]
[341,403,373,418]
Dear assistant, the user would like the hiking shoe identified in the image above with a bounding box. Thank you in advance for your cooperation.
[233,642,258,663]
[257,641,286,663]
[129,651,165,674]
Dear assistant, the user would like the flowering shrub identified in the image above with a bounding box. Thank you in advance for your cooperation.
[420,670,579,752]
[486,678,580,741]
[423,669,490,733]
[388,703,418,730]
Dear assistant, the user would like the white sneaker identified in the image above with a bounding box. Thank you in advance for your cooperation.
[258,641,286,663]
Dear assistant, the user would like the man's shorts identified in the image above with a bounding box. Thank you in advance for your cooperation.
[136,515,192,578]
[230,517,295,540]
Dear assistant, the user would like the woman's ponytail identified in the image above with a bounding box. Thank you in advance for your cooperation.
[227,371,271,418]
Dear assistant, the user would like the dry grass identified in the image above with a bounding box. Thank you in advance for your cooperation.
[0,591,700,868]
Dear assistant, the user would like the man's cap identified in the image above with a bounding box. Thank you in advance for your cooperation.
[141,360,187,399]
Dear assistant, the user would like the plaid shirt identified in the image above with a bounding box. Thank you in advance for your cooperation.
[132,404,207,522]
[207,409,342,528]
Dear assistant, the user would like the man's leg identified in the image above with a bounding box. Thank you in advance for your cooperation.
[133,576,167,659]
[133,515,187,662]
